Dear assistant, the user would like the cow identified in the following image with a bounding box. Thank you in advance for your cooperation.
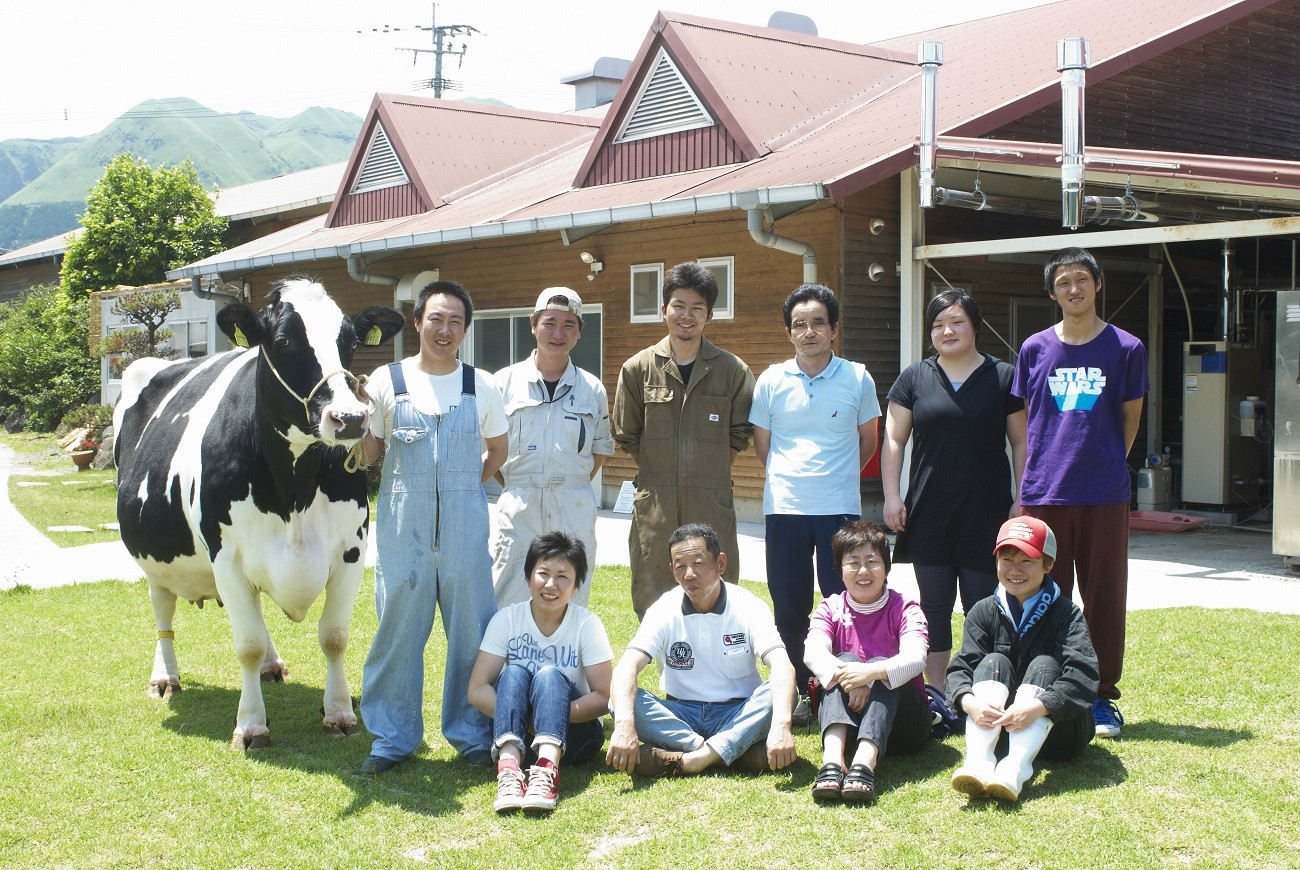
[113,276,405,750]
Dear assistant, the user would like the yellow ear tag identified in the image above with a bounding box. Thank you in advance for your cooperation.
[365,325,383,346]
[233,325,249,348]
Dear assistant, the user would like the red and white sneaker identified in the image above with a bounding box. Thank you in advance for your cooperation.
[494,760,526,813]
[521,759,559,813]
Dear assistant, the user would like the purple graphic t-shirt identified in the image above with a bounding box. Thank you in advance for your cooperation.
[1013,323,1148,505]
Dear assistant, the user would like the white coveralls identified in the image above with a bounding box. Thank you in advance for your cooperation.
[491,353,613,607]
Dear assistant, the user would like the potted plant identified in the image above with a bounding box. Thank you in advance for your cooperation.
[71,437,98,470]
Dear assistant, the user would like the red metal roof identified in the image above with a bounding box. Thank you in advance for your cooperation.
[326,94,600,226]
[575,12,915,186]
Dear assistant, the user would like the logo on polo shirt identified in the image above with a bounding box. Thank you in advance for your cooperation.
[667,641,694,670]
[1048,366,1106,411]
[723,633,747,647]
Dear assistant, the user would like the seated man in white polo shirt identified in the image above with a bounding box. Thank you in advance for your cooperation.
[604,523,798,777]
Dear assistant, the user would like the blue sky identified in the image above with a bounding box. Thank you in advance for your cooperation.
[0,0,1055,141]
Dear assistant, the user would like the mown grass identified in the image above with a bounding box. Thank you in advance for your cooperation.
[0,566,1296,869]
[3,431,121,546]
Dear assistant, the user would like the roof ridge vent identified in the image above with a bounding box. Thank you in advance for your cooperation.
[352,122,410,193]
[614,47,712,143]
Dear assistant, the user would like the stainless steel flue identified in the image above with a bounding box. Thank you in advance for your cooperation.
[1058,37,1090,229]
[918,41,943,209]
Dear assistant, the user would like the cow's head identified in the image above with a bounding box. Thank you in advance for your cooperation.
[217,277,404,446]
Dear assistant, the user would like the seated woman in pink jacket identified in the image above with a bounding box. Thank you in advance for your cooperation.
[803,521,930,803]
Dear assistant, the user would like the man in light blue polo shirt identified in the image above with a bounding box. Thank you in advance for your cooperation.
[750,283,881,720]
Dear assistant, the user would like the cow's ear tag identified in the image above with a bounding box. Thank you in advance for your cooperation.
[233,326,249,348]
[365,325,383,346]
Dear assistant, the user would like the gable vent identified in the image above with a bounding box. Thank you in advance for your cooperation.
[351,123,409,194]
[615,48,712,143]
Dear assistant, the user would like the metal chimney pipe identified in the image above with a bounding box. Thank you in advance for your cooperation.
[918,41,943,209]
[1082,194,1142,223]
[1058,37,1090,229]
[934,187,987,210]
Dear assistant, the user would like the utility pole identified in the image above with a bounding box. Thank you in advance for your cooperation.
[399,3,481,98]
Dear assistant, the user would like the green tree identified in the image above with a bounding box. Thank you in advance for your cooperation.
[60,154,228,300]
[0,284,100,430]
[96,286,182,378]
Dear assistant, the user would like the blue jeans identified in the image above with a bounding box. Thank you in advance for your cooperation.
[632,682,773,765]
[494,664,604,765]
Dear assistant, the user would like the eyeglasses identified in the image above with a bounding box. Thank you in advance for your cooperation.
[841,558,885,572]
[791,318,831,333]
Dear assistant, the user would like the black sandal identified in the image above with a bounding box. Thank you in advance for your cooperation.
[811,762,845,801]
[841,763,876,803]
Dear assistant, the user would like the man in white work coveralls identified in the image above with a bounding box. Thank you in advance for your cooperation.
[491,287,614,607]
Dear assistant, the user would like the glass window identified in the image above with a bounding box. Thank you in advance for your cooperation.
[698,256,734,320]
[469,316,513,374]
[1012,297,1059,349]
[186,320,208,358]
[630,263,663,323]
[463,306,603,378]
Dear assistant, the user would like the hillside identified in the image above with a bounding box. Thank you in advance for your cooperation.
[0,98,360,252]
[0,138,85,206]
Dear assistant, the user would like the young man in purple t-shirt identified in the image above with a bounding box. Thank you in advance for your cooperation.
[1012,247,1147,739]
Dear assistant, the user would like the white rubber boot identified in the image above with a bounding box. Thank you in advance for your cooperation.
[986,685,1054,802]
[951,680,1009,798]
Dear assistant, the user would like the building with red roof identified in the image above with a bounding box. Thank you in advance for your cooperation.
[167,0,1300,534]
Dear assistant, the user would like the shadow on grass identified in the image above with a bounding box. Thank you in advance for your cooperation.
[773,735,963,797]
[955,740,1128,811]
[1120,720,1253,747]
[158,678,488,817]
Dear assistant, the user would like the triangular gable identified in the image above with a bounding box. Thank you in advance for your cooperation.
[576,12,912,188]
[328,93,600,228]
[614,48,713,142]
[351,123,409,193]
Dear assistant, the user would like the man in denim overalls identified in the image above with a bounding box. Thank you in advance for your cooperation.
[357,280,509,773]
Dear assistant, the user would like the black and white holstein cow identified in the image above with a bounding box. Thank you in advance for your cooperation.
[114,277,404,749]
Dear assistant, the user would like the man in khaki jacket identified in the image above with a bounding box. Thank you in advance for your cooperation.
[613,262,755,618]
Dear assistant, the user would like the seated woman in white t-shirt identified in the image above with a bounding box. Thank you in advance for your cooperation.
[468,532,613,814]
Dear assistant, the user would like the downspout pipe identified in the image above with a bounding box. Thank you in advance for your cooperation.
[748,207,817,284]
[190,275,242,306]
[917,41,943,209]
[347,254,406,359]
[1058,37,1090,230]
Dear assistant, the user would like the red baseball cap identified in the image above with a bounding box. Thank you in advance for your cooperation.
[993,516,1058,560]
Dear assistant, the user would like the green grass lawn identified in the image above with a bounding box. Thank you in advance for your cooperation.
[3,431,121,546]
[0,567,1295,869]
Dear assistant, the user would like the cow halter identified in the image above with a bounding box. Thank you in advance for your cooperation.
[258,346,369,472]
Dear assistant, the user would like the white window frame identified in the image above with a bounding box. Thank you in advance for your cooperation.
[461,304,604,377]
[698,256,734,320]
[630,263,664,323]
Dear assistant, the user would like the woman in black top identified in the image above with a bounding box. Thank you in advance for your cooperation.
[881,289,1027,687]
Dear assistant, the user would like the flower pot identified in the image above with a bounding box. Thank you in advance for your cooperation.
[71,450,95,470]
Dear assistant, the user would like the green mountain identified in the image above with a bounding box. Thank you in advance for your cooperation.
[0,138,85,207]
[0,98,361,252]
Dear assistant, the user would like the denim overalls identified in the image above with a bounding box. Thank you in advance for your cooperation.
[361,362,496,761]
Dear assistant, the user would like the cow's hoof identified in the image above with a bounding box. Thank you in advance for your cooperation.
[231,731,272,751]
[149,679,181,699]
[323,720,362,738]
[260,662,288,683]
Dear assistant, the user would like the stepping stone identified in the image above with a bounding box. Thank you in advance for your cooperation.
[62,480,91,486]
[16,481,49,487]
[100,522,120,531]
[47,525,94,533]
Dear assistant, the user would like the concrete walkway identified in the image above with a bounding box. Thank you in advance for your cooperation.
[4,444,1298,613]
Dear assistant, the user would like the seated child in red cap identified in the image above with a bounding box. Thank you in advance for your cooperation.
[945,516,1099,801]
